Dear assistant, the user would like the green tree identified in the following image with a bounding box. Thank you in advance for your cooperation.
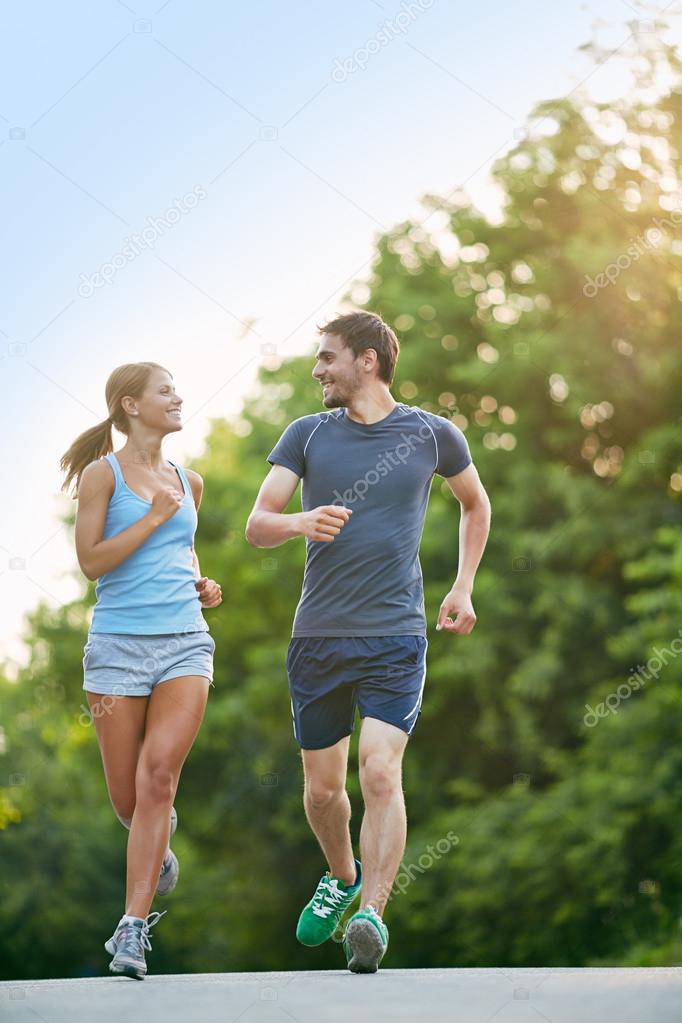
[2,17,682,977]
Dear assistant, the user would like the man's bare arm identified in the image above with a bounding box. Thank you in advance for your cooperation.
[436,462,491,634]
[245,464,352,548]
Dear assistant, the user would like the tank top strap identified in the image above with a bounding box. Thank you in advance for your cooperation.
[169,460,192,501]
[103,451,124,492]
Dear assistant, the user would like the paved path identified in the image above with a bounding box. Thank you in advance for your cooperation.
[1,968,681,1022]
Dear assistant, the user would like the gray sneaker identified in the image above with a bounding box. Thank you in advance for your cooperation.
[105,910,166,980]
[156,848,179,896]
[156,806,179,895]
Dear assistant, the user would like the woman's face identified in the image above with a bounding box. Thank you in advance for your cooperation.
[130,368,184,433]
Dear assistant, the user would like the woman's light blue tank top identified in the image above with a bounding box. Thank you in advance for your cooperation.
[90,452,209,635]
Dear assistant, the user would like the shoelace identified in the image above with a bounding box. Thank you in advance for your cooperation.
[362,904,387,940]
[312,876,350,918]
[117,910,167,956]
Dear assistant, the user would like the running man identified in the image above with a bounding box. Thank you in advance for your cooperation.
[246,311,490,972]
[60,361,222,980]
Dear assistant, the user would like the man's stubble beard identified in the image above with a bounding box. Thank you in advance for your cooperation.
[322,369,361,409]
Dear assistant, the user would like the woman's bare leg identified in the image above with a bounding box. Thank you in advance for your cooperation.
[86,691,148,825]
[125,675,210,919]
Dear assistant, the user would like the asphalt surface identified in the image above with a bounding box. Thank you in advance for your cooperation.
[1,968,681,1022]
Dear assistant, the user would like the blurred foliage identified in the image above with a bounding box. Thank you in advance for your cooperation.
[2,19,682,978]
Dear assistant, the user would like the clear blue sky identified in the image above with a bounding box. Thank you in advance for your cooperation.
[0,0,677,668]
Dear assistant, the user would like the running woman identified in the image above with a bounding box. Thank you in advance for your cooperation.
[246,312,490,973]
[60,361,222,980]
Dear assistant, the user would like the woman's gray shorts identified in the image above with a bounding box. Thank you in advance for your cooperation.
[82,631,215,696]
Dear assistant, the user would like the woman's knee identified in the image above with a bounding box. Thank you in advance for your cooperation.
[135,759,177,805]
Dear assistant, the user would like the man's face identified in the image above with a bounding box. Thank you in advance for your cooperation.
[312,334,364,408]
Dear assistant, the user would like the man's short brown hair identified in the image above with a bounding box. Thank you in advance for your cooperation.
[317,311,400,385]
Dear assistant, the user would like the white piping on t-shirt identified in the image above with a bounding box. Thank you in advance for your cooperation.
[303,409,343,457]
[398,404,439,474]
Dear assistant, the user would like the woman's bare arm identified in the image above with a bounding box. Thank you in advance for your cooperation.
[75,460,170,581]
[184,468,221,607]
[185,469,203,580]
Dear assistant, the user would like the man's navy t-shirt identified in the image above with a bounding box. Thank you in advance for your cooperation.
[266,403,472,637]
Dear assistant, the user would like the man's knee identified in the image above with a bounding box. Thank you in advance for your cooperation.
[304,775,346,810]
[359,751,402,801]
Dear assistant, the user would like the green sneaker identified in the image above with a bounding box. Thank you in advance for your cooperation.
[296,859,362,946]
[343,906,389,973]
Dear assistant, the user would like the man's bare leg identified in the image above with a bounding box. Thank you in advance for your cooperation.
[358,717,409,915]
[301,735,356,885]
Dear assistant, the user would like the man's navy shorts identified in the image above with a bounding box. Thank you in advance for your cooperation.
[286,635,428,750]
